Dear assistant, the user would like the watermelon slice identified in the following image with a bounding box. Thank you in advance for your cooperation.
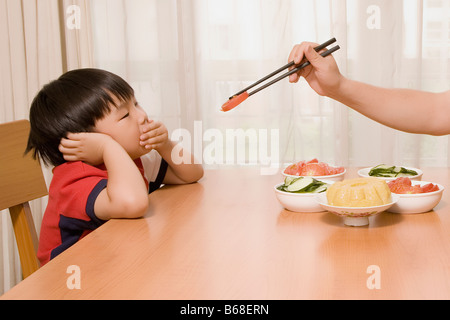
[284,159,345,176]
[388,177,439,194]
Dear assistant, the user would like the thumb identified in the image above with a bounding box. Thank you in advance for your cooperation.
[304,45,323,67]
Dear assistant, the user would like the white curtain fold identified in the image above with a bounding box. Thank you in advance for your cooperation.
[63,0,94,70]
[0,0,63,294]
[0,0,93,294]
[1,0,449,294]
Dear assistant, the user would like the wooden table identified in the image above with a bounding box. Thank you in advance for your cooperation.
[2,167,450,300]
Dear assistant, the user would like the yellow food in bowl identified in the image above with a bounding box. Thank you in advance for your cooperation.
[327,178,391,207]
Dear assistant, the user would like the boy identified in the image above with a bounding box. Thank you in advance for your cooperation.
[26,68,204,266]
[288,42,450,136]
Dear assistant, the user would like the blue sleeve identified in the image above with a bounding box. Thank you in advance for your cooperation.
[149,159,168,194]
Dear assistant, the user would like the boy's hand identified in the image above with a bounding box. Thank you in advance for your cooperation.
[140,119,169,151]
[59,132,117,166]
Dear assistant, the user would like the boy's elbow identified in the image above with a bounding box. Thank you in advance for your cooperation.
[193,167,204,182]
[186,166,204,184]
[119,196,149,219]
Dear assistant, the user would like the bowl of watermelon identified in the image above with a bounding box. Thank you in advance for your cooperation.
[283,159,346,183]
[387,177,444,214]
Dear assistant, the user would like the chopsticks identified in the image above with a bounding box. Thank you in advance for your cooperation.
[221,38,340,112]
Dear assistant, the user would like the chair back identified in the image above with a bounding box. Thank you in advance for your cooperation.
[0,120,48,278]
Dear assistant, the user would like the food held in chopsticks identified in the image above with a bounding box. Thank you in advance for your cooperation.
[221,92,249,112]
[327,178,392,207]
[220,38,340,112]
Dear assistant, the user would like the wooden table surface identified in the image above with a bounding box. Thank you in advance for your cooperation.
[2,167,450,300]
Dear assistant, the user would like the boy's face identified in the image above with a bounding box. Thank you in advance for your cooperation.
[94,95,149,159]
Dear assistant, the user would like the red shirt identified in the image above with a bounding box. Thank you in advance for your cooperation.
[38,156,167,266]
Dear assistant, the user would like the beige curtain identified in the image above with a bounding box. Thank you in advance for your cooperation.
[90,0,450,169]
[0,0,93,294]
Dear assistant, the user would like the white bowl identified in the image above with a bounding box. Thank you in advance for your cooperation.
[282,169,346,183]
[315,193,400,226]
[358,166,422,182]
[387,181,444,214]
[274,183,326,213]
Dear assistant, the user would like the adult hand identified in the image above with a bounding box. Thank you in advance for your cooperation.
[288,42,343,96]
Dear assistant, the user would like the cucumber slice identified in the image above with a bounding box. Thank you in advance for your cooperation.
[286,177,314,192]
[371,171,396,177]
[284,176,297,186]
[313,184,328,193]
[371,164,391,170]
[369,164,396,177]
[302,180,324,193]
[278,178,329,193]
[369,164,418,177]
[397,167,418,176]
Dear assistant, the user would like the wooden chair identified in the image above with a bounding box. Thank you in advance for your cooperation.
[0,120,48,278]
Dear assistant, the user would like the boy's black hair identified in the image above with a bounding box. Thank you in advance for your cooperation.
[26,68,134,167]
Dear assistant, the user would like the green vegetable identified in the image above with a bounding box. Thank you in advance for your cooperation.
[368,164,418,177]
[286,177,314,192]
[278,177,329,194]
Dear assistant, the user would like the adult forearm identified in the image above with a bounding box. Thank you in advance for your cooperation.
[330,78,449,135]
